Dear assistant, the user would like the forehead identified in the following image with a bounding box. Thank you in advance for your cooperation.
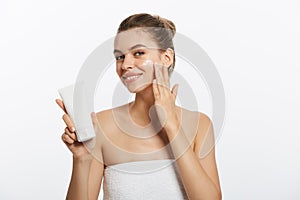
[114,28,159,52]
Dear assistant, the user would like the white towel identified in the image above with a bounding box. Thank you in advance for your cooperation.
[102,159,188,200]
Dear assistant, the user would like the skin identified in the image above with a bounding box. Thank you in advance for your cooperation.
[56,28,222,200]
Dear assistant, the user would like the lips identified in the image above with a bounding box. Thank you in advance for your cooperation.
[122,72,143,83]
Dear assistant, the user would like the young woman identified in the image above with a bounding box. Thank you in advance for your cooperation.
[56,13,222,200]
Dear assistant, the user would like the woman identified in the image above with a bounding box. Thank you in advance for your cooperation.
[56,13,222,200]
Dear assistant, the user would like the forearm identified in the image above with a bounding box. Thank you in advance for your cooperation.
[177,147,221,200]
[66,157,92,200]
[166,127,221,200]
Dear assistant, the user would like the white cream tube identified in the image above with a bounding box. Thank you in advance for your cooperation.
[58,84,95,142]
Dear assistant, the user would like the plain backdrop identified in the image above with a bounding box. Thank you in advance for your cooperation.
[0,0,299,199]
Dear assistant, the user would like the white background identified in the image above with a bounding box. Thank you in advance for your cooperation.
[1,0,299,199]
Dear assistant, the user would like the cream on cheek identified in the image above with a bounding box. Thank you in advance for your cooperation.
[115,49,161,83]
[122,59,154,91]
[139,59,154,80]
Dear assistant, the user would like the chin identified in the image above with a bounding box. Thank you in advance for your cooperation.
[126,83,152,93]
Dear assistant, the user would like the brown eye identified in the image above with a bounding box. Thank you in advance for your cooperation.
[115,55,125,61]
[134,51,145,56]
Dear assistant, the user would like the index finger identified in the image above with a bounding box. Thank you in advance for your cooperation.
[55,99,67,113]
[154,63,169,90]
[154,63,163,86]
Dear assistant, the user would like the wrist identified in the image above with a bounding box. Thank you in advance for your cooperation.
[164,123,180,140]
[73,154,93,163]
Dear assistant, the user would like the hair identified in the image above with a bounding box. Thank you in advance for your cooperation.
[117,13,176,69]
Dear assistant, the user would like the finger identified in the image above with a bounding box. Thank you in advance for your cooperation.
[64,127,77,141]
[55,99,67,113]
[154,63,169,96]
[61,133,75,144]
[162,64,170,89]
[152,79,160,99]
[171,84,179,98]
[157,63,169,94]
[154,63,164,90]
[62,114,76,132]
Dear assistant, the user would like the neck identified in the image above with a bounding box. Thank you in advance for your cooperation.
[129,85,155,124]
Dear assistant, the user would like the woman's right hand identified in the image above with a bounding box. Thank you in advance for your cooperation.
[56,99,92,160]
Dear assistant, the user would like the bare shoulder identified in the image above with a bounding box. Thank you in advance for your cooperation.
[95,103,130,131]
[175,106,200,123]
[176,106,213,157]
[194,111,215,159]
[96,108,113,121]
[96,103,125,119]
[175,106,211,129]
[198,112,213,131]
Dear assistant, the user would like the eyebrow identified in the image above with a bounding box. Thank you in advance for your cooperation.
[113,44,147,54]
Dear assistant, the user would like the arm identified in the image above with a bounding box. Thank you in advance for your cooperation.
[66,156,104,200]
[166,113,222,200]
[66,112,105,200]
[56,99,104,200]
[151,65,222,199]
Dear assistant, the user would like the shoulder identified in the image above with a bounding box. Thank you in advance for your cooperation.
[96,103,128,120]
[176,106,212,128]
[178,107,212,130]
[96,108,112,121]
[95,103,130,131]
[198,112,213,130]
[194,111,215,158]
[177,107,214,157]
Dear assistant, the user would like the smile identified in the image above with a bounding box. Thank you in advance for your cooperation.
[122,73,142,84]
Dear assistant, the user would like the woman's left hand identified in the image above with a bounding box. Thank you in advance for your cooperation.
[152,63,180,137]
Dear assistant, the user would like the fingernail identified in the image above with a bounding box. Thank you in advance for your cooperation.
[71,127,76,132]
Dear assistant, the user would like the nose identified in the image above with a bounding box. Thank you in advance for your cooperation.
[121,54,134,70]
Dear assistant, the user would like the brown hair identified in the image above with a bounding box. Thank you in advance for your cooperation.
[117,13,176,69]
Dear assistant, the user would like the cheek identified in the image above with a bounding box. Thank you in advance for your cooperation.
[116,63,122,77]
[141,63,154,79]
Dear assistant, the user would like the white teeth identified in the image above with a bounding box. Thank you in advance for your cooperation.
[125,75,140,80]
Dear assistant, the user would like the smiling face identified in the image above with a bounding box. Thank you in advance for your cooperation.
[114,28,164,93]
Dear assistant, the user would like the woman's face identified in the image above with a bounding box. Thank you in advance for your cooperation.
[114,28,163,93]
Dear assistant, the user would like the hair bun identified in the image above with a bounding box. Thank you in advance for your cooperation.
[153,15,176,38]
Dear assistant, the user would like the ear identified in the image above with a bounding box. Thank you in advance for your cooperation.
[160,48,174,67]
